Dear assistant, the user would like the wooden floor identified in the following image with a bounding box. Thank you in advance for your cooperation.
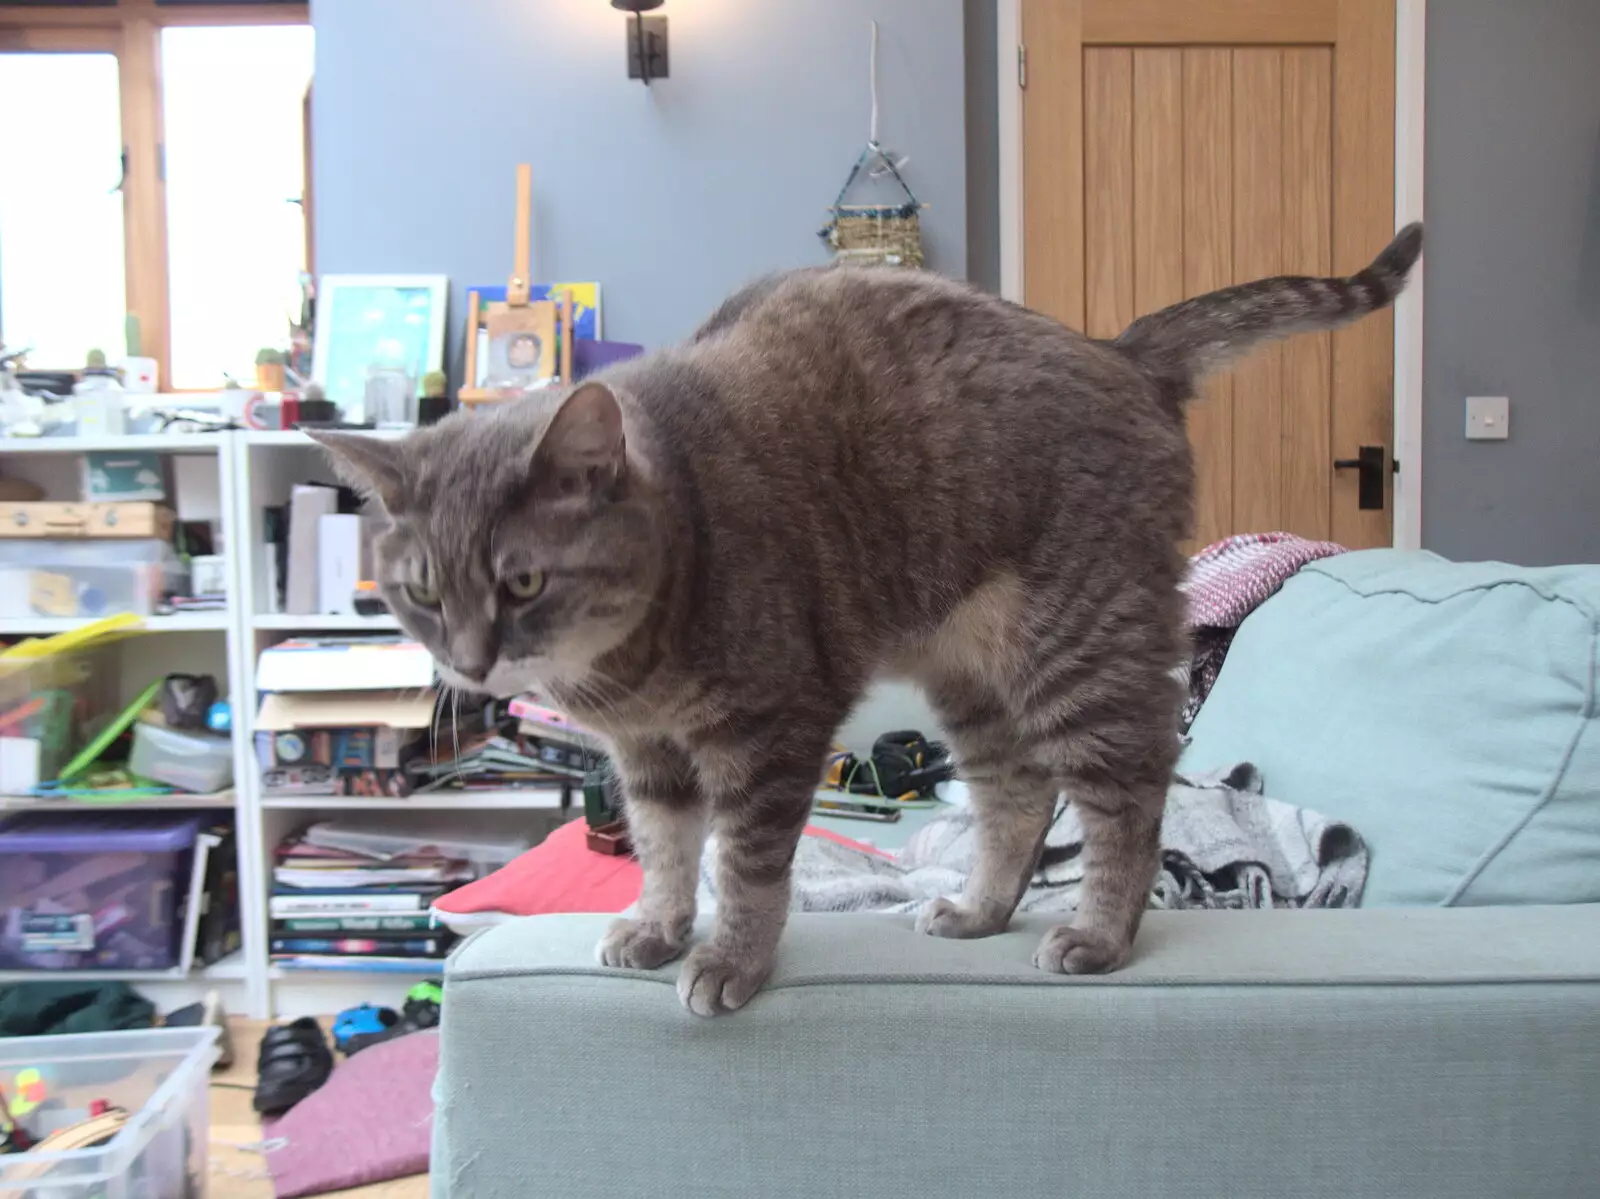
[208,1017,428,1198]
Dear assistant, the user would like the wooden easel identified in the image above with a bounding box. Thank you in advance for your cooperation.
[459,164,573,408]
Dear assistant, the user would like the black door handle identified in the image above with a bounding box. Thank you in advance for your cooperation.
[1333,445,1386,510]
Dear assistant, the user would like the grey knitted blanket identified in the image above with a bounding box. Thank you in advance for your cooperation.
[696,764,1367,915]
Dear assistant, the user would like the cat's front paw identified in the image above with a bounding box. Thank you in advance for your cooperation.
[595,917,688,970]
[676,942,772,1017]
[914,896,1010,939]
[1031,923,1130,975]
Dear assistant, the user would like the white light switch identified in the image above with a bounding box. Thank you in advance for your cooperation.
[1466,395,1510,440]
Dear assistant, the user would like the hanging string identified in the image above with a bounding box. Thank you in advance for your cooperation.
[869,19,880,147]
[866,20,909,178]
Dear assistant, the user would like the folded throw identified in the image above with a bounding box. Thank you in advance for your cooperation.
[697,764,1367,915]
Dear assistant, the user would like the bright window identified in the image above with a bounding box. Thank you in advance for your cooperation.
[0,52,128,370]
[162,24,314,389]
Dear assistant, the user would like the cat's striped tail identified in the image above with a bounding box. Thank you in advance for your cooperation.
[1112,222,1422,402]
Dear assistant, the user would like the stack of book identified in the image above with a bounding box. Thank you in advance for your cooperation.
[268,824,472,971]
[508,694,603,776]
[405,693,604,795]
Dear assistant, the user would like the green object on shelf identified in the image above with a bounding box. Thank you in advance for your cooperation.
[30,770,175,803]
[56,678,163,783]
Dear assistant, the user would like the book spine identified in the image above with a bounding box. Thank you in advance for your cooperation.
[270,937,447,956]
[519,734,598,773]
[275,914,434,933]
[268,893,424,915]
[271,955,444,973]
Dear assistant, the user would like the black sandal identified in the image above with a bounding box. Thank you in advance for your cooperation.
[253,1017,333,1115]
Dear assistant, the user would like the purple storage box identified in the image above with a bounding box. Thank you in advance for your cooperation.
[0,811,207,971]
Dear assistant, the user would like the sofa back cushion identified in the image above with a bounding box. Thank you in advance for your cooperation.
[1181,550,1600,906]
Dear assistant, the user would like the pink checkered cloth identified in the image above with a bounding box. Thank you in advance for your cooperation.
[1185,532,1348,628]
[1181,532,1348,726]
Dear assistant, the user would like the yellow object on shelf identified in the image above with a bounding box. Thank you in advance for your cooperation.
[0,613,145,661]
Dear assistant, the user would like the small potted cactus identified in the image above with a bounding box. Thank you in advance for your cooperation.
[418,369,453,426]
[255,347,287,392]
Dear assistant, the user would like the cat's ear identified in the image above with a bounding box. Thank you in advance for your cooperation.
[307,430,408,513]
[533,382,626,500]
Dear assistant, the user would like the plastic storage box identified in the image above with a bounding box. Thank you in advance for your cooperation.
[0,1026,217,1198]
[0,644,117,793]
[129,724,234,794]
[0,539,185,619]
[0,811,206,971]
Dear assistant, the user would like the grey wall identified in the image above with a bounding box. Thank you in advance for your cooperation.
[310,0,967,369]
[1422,0,1600,564]
[963,0,1000,293]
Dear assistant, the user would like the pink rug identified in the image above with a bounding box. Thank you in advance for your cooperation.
[263,1029,438,1198]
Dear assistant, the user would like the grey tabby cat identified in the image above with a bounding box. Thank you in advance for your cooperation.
[314,222,1421,1017]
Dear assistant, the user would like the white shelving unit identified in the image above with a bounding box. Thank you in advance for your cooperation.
[1,431,573,1019]
[0,433,244,1016]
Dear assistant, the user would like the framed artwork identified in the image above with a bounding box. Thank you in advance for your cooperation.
[467,281,600,389]
[482,304,558,391]
[312,274,449,418]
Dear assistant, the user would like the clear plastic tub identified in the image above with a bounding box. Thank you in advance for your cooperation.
[128,724,234,794]
[0,540,185,619]
[0,1026,217,1197]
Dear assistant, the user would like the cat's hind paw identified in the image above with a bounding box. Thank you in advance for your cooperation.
[676,942,771,1016]
[595,917,688,971]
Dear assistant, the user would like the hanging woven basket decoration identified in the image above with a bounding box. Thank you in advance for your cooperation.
[820,148,925,269]
[818,22,926,269]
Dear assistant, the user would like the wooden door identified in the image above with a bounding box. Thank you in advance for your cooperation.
[1021,0,1397,549]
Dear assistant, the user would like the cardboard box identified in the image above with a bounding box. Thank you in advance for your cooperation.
[317,514,367,614]
[285,484,338,614]
[254,689,436,797]
[255,636,435,693]
[189,554,227,596]
[0,502,175,540]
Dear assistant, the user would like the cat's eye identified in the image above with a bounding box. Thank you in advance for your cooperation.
[505,570,545,600]
[405,565,440,608]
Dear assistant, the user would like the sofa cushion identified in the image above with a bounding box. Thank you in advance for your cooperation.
[1182,549,1600,907]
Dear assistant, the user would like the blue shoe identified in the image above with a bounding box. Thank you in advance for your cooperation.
[331,1004,400,1055]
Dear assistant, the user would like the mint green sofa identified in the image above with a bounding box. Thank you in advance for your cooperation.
[432,552,1600,1197]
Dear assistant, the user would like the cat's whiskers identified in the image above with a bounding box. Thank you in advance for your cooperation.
[563,674,631,736]
[449,686,464,789]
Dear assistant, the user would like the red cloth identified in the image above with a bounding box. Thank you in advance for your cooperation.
[433,817,891,921]
[435,817,642,919]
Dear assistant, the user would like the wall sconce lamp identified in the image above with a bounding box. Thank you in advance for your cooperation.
[611,0,669,85]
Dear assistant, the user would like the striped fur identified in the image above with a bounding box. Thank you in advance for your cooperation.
[1114,222,1423,404]
[314,225,1421,1016]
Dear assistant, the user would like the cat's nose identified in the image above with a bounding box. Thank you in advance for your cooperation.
[449,632,496,685]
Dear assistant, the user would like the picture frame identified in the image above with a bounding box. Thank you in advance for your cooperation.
[311,274,449,420]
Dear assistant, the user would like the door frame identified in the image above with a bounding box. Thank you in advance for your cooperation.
[996,0,1427,551]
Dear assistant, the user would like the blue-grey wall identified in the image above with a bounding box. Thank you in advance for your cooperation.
[309,0,967,370]
[963,0,999,293]
[1421,0,1600,565]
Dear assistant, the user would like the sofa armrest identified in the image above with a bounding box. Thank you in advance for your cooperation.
[434,908,1600,1199]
